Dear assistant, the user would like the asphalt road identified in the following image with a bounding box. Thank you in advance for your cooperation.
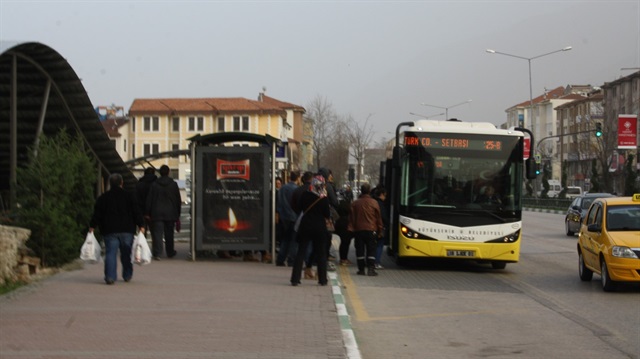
[340,211,639,359]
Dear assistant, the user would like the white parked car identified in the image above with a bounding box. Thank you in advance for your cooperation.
[565,186,583,199]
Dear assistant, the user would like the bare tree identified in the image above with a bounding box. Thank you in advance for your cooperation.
[363,147,386,186]
[593,118,619,192]
[572,103,617,192]
[322,119,350,186]
[345,114,376,186]
[305,95,337,170]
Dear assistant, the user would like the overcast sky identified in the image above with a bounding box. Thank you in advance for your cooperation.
[1,0,639,142]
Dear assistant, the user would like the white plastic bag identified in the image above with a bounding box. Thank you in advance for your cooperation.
[80,232,102,264]
[132,232,152,265]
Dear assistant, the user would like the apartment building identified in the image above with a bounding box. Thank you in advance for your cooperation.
[500,70,639,194]
[555,90,604,189]
[505,85,590,180]
[104,93,307,181]
[553,71,639,193]
[602,70,640,192]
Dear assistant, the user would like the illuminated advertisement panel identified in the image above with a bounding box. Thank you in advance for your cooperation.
[618,114,638,150]
[194,146,270,251]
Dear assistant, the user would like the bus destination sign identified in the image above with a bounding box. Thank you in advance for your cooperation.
[404,133,503,151]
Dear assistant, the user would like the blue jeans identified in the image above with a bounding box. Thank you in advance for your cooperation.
[104,232,134,282]
[276,220,297,266]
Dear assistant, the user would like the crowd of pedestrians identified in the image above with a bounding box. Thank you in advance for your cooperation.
[88,163,391,286]
[285,168,389,285]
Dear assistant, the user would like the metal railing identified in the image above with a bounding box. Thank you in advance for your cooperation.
[523,197,572,212]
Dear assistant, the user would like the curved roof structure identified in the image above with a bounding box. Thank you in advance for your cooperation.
[0,41,136,208]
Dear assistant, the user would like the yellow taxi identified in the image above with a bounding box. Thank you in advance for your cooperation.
[577,194,640,291]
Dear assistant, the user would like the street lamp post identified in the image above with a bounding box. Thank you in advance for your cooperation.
[486,46,572,197]
[420,100,472,120]
[485,46,572,130]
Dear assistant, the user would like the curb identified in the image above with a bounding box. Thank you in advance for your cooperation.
[329,271,362,359]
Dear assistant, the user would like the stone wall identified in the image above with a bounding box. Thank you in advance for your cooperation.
[0,225,34,285]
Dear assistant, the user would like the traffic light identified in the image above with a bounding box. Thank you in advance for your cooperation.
[535,163,541,175]
[348,167,355,181]
[595,123,602,137]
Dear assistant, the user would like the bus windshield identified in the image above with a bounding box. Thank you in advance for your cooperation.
[400,132,522,225]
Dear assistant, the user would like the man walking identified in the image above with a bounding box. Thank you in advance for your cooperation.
[146,165,181,259]
[136,167,157,232]
[347,183,384,276]
[89,173,145,284]
[276,171,300,266]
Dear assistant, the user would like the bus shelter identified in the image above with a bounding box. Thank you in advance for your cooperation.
[188,132,279,261]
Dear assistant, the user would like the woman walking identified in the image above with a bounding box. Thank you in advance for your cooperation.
[290,175,331,286]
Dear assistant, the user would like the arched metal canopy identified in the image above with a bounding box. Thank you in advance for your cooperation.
[0,41,136,209]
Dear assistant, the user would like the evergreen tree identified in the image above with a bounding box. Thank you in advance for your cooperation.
[623,154,638,196]
[540,161,550,198]
[16,130,97,267]
[525,179,533,197]
[590,159,601,192]
[559,160,568,198]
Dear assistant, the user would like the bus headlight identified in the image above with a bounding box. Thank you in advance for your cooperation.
[486,230,520,243]
[400,225,436,240]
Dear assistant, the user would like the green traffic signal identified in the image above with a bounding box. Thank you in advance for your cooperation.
[595,122,602,137]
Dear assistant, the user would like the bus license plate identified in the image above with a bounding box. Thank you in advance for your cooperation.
[447,250,475,257]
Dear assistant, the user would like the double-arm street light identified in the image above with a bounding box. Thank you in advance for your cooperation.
[409,111,445,120]
[485,46,572,129]
[420,100,472,120]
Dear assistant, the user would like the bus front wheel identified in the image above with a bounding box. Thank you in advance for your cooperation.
[395,254,408,267]
[491,261,507,269]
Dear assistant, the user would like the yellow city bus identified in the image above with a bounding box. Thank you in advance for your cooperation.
[384,119,537,269]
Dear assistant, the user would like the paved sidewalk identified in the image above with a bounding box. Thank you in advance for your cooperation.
[0,241,350,359]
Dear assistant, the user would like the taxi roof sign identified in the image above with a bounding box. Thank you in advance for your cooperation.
[633,193,640,202]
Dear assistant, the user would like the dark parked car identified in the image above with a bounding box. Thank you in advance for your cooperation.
[565,193,616,236]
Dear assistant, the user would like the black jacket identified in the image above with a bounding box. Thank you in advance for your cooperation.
[291,181,310,214]
[298,191,330,235]
[146,175,181,221]
[90,186,144,235]
[136,173,157,212]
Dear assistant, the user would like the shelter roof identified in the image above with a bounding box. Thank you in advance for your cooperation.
[0,41,137,195]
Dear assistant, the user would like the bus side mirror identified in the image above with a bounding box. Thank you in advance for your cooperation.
[392,146,403,168]
[525,157,537,180]
[514,128,535,180]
